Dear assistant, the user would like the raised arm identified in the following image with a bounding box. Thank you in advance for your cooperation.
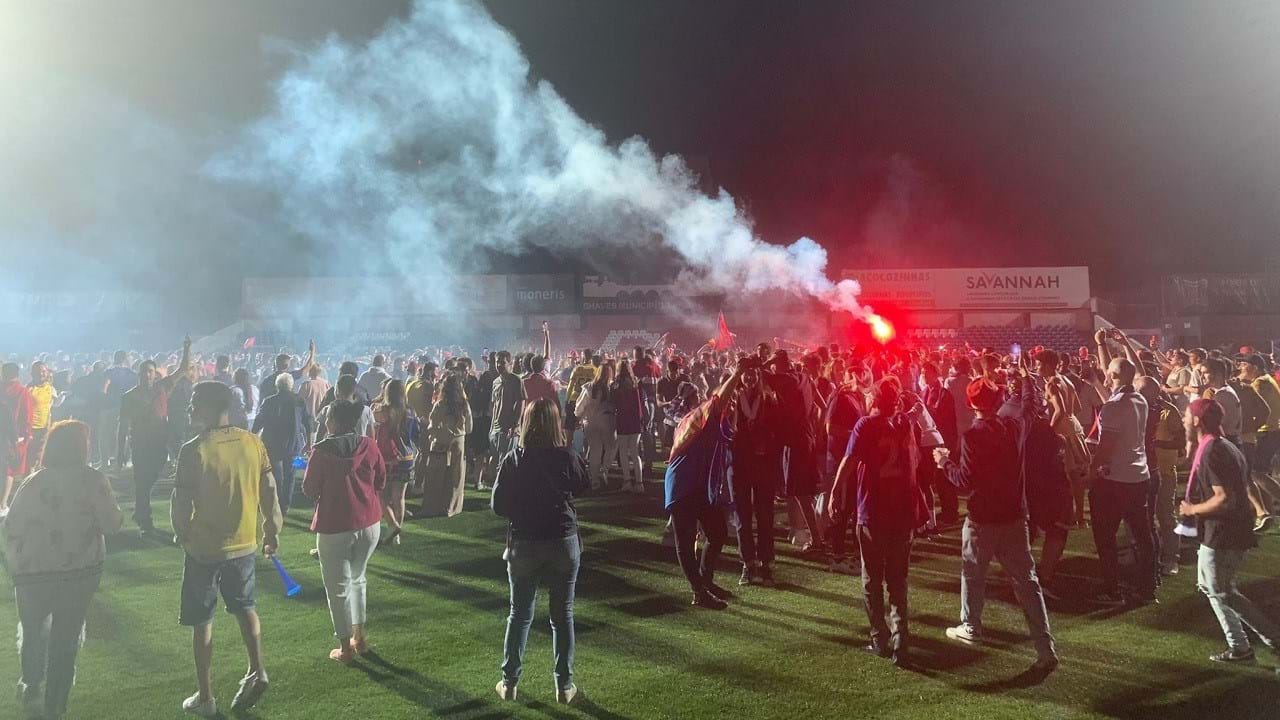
[541,322,551,363]
[1094,329,1113,369]
[300,339,317,376]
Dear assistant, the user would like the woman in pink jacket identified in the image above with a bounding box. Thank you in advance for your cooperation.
[303,402,387,663]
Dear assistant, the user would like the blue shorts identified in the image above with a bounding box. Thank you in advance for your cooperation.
[179,553,257,626]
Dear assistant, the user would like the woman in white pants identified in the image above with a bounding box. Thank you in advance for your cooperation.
[575,364,617,490]
[302,402,387,662]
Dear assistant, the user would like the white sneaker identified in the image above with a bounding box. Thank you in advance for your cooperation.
[495,679,517,700]
[556,684,578,705]
[182,692,217,718]
[945,624,982,645]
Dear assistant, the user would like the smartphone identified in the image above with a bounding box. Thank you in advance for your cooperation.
[1010,342,1022,362]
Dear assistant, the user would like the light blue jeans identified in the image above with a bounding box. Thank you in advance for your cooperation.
[1197,545,1280,653]
[960,519,1056,660]
[502,535,580,691]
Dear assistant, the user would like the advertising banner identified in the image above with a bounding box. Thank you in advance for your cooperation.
[508,274,577,314]
[841,267,1090,310]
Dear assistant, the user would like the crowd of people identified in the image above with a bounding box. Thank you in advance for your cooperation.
[2,323,1280,717]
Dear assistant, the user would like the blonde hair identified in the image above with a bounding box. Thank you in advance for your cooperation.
[519,398,565,450]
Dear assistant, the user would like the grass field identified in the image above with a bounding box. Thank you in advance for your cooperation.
[1,473,1279,720]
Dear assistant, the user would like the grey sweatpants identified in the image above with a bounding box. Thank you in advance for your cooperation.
[16,573,101,718]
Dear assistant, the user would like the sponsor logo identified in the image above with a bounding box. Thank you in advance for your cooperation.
[965,273,1061,290]
[515,289,567,301]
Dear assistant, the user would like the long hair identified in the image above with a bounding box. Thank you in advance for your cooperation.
[615,359,636,390]
[380,378,408,431]
[590,363,616,400]
[38,420,90,470]
[439,374,467,419]
[519,398,565,450]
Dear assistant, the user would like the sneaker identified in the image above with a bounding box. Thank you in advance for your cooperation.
[704,581,733,601]
[863,642,891,658]
[758,565,777,588]
[1094,591,1125,607]
[692,591,728,610]
[1032,655,1060,674]
[181,692,217,718]
[739,566,755,586]
[230,671,268,712]
[800,541,828,557]
[555,684,578,705]
[945,624,983,646]
[1209,648,1256,664]
[1161,563,1180,576]
[495,679,518,700]
[828,559,856,576]
[1255,515,1276,533]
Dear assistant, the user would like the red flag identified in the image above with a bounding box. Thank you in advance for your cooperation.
[715,311,735,350]
[243,336,256,350]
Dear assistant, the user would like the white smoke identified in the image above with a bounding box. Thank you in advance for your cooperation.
[211,0,865,318]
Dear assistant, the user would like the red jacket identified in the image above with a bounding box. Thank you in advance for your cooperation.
[2,380,32,439]
[302,434,386,534]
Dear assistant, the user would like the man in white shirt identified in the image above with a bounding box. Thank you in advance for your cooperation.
[1088,358,1156,606]
[357,354,391,401]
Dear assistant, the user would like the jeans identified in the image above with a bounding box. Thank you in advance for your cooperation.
[616,433,643,485]
[1150,467,1179,576]
[918,449,959,523]
[132,443,167,529]
[731,453,777,566]
[502,535,580,691]
[270,455,295,513]
[959,519,1057,659]
[1090,479,1156,596]
[317,523,381,640]
[1197,545,1280,654]
[584,420,617,486]
[670,495,728,592]
[858,525,912,654]
[16,574,101,719]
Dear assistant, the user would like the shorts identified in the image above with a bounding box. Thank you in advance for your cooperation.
[1255,432,1280,476]
[179,553,257,626]
[3,438,27,478]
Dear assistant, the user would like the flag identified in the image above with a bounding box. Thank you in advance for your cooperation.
[715,311,735,350]
[243,336,256,350]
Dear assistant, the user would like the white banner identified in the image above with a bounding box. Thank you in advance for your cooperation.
[841,267,1090,310]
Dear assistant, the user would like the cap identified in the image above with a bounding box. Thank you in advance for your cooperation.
[966,378,1003,411]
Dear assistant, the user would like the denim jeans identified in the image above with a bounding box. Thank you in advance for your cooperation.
[16,573,101,719]
[731,452,778,567]
[502,535,581,691]
[959,519,1057,660]
[132,443,167,529]
[858,525,912,654]
[1197,544,1280,654]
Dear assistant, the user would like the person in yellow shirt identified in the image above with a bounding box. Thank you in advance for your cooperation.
[171,381,282,717]
[1240,354,1280,519]
[405,362,438,422]
[27,361,64,452]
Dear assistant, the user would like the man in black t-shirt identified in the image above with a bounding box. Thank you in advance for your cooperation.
[1180,398,1280,667]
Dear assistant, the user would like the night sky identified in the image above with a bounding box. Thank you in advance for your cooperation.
[3,0,1277,315]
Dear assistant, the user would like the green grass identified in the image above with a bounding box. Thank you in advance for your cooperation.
[1,476,1279,720]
